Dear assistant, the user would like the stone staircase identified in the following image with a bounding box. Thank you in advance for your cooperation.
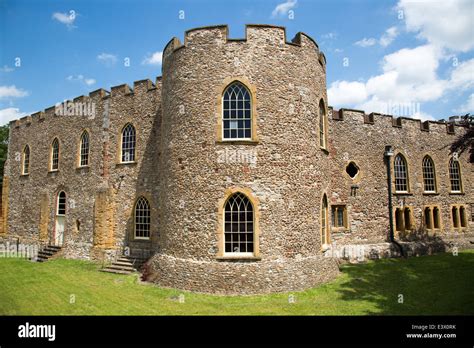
[36,245,62,262]
[101,256,148,275]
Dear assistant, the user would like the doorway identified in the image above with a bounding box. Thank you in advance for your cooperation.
[54,191,66,246]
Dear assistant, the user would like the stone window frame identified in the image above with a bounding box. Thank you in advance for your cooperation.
[344,160,362,183]
[118,123,137,164]
[450,204,468,230]
[393,152,411,194]
[319,99,329,151]
[321,193,330,248]
[422,205,442,232]
[448,157,463,194]
[49,137,60,172]
[216,187,261,261]
[421,155,437,194]
[21,144,30,176]
[77,129,90,168]
[216,77,259,144]
[331,204,348,230]
[394,206,415,233]
[134,196,151,240]
[56,190,67,216]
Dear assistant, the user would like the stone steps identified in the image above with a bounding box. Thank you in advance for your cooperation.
[36,245,62,262]
[101,256,148,275]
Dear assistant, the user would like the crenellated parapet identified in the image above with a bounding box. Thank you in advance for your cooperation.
[162,24,325,69]
[329,107,465,136]
[8,77,162,131]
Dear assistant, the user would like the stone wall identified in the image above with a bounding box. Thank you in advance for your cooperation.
[4,78,161,261]
[1,24,472,295]
[327,108,473,252]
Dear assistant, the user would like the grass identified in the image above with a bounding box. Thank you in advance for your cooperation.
[0,250,473,315]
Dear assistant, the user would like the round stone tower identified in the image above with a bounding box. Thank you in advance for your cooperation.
[147,25,339,294]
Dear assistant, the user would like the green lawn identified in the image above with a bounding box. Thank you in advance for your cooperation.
[0,250,473,315]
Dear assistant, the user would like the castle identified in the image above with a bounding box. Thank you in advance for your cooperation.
[0,25,472,294]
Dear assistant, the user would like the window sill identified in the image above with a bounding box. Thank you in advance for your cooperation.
[393,192,413,196]
[133,237,151,241]
[216,255,261,262]
[320,147,329,155]
[20,173,30,177]
[116,161,137,167]
[48,170,59,174]
[449,192,465,195]
[215,140,259,146]
[422,192,439,196]
[332,227,349,232]
[76,166,90,173]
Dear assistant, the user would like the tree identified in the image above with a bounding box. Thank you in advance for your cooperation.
[0,125,9,186]
[450,114,473,163]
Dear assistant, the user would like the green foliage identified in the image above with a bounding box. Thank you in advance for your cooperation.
[0,250,472,315]
[450,114,473,163]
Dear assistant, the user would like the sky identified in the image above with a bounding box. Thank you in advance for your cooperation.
[0,0,473,125]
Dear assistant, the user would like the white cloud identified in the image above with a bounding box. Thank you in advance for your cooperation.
[327,81,367,105]
[355,26,398,48]
[328,44,463,117]
[0,107,27,125]
[354,38,377,47]
[84,78,96,86]
[398,0,474,52]
[271,0,297,18]
[142,51,163,66]
[322,32,338,40]
[454,93,474,114]
[66,75,96,86]
[411,111,435,122]
[0,65,14,73]
[379,26,398,47]
[52,11,77,29]
[97,53,117,66]
[447,58,474,91]
[0,85,29,98]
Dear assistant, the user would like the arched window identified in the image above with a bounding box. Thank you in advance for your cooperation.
[424,207,432,229]
[321,194,329,245]
[433,207,440,229]
[79,130,90,167]
[460,206,467,228]
[134,197,150,239]
[404,208,412,230]
[452,206,459,228]
[449,157,462,192]
[395,208,404,231]
[22,145,30,175]
[50,138,60,171]
[222,82,252,140]
[224,192,254,254]
[121,124,136,163]
[394,154,408,192]
[422,156,436,192]
[319,99,327,149]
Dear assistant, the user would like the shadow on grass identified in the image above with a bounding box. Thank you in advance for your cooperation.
[336,250,474,315]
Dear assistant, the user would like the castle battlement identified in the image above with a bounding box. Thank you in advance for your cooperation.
[162,24,325,67]
[9,77,162,129]
[329,107,462,136]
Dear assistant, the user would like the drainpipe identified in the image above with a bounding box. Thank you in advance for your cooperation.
[384,145,405,257]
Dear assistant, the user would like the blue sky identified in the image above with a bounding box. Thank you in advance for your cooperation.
[0,0,473,125]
